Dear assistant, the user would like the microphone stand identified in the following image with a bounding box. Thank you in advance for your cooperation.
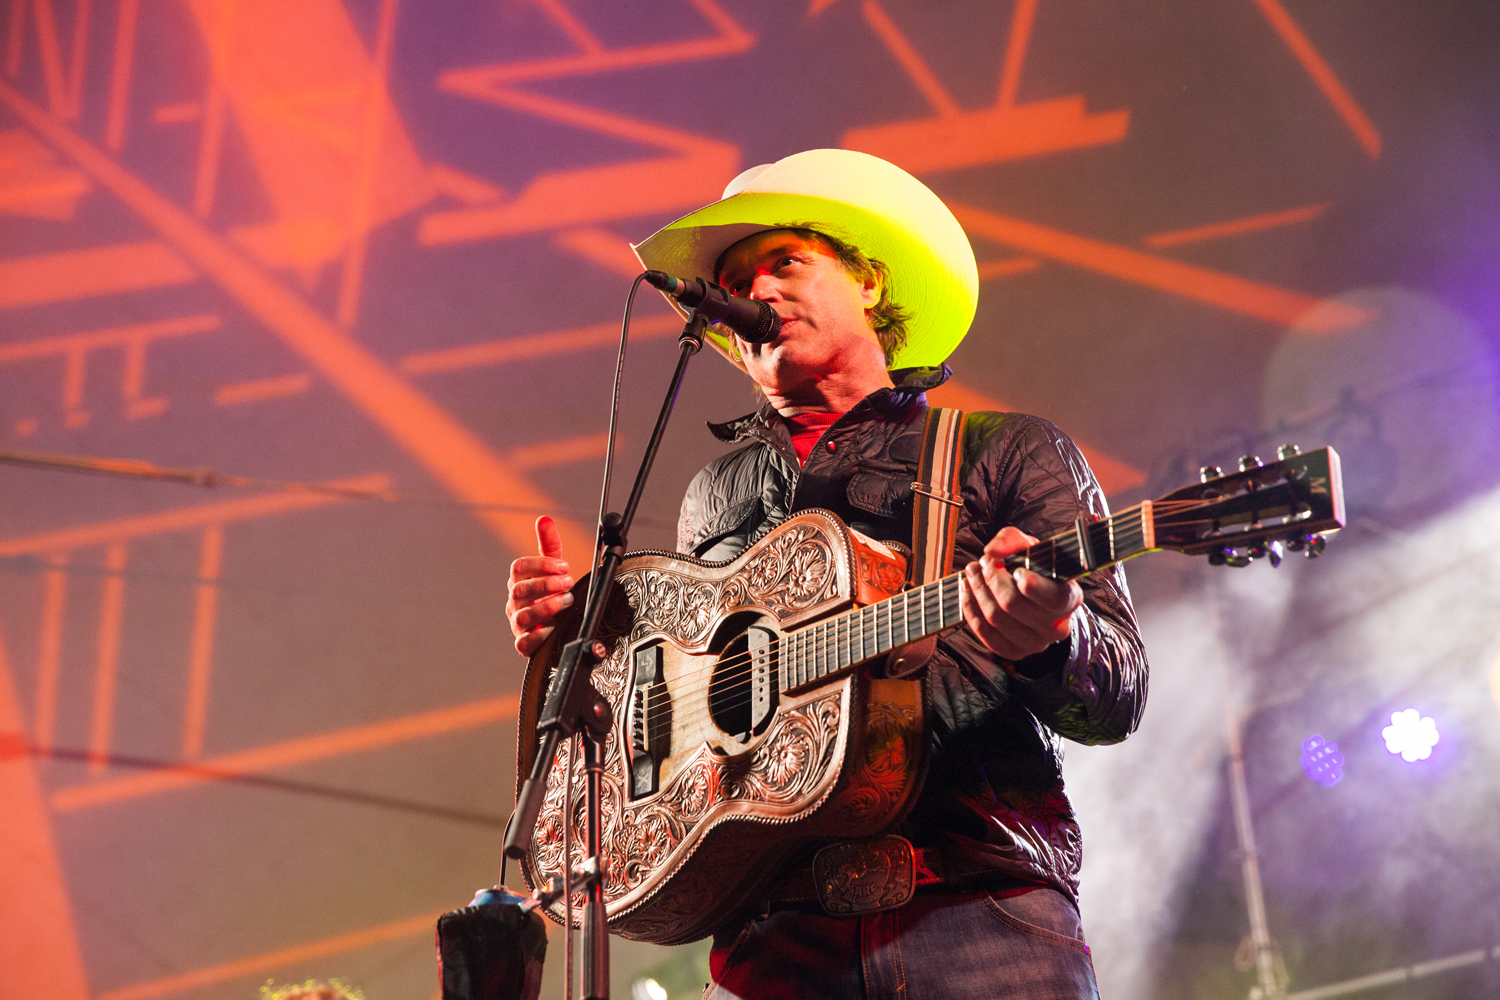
[504,309,710,1000]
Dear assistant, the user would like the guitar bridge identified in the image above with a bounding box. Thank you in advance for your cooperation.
[629,644,671,798]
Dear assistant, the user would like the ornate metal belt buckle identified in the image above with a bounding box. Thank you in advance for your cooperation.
[812,835,916,915]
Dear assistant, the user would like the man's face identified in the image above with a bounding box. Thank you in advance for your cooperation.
[715,229,884,399]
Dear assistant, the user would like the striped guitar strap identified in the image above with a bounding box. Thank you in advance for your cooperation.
[909,406,967,586]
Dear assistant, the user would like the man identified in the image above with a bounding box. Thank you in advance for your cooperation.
[508,149,1147,999]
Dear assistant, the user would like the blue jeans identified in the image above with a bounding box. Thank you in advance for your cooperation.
[704,889,1100,999]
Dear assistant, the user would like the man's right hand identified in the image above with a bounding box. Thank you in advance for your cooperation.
[506,516,576,657]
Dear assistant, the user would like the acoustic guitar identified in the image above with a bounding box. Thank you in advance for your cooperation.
[515,446,1344,944]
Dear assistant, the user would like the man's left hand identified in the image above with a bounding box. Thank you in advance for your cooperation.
[961,526,1083,664]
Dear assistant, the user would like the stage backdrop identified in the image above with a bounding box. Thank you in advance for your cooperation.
[2,2,1498,999]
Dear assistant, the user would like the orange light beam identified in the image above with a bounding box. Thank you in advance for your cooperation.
[0,242,198,310]
[51,692,521,811]
[995,0,1037,110]
[336,0,400,328]
[97,910,445,1000]
[64,0,87,117]
[861,0,961,118]
[0,79,587,561]
[457,81,728,155]
[553,225,649,278]
[87,541,127,775]
[533,0,605,56]
[0,618,92,1000]
[190,1,232,219]
[509,432,610,470]
[103,0,138,150]
[400,313,680,375]
[684,0,755,42]
[442,0,752,84]
[180,524,221,758]
[976,255,1042,280]
[33,551,68,755]
[0,314,218,363]
[0,474,392,558]
[443,32,753,86]
[1143,201,1330,249]
[5,0,24,77]
[949,201,1374,332]
[29,0,66,116]
[212,372,313,405]
[1251,0,1380,158]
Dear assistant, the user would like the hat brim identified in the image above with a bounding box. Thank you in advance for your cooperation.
[631,149,978,372]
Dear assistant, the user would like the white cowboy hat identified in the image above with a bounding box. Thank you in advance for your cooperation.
[631,148,978,372]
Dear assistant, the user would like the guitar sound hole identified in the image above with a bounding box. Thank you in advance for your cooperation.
[709,633,755,742]
[708,618,778,743]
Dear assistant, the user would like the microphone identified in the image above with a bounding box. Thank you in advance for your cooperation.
[643,271,782,344]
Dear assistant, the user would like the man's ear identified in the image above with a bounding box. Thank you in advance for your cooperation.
[858,271,882,310]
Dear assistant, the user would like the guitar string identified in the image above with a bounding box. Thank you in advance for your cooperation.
[631,576,970,725]
[629,515,1135,720]
[628,515,1146,723]
[633,508,1136,712]
[632,573,964,706]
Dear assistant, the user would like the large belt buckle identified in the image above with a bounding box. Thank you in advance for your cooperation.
[812,835,916,916]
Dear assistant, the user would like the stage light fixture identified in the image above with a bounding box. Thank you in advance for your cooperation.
[1299,735,1344,786]
[1381,709,1439,762]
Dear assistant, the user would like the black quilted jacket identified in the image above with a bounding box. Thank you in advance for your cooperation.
[677,366,1148,904]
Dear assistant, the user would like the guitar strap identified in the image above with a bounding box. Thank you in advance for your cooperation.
[910,406,967,586]
[804,405,968,916]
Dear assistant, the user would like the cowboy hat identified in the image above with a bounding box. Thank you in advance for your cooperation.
[631,148,978,372]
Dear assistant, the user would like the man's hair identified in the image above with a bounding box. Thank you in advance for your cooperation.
[715,227,911,365]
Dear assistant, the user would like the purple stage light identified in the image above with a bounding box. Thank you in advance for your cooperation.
[1382,709,1439,762]
[1300,735,1344,786]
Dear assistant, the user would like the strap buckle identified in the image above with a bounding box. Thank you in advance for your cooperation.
[910,481,963,507]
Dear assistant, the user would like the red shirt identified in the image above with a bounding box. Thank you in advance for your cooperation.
[782,411,842,466]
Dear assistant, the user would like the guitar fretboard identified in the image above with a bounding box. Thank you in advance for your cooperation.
[779,502,1153,692]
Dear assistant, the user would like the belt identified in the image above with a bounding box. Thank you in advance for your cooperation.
[755,836,1040,918]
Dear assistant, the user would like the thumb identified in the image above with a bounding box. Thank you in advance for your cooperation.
[535,515,565,560]
[984,525,1039,559]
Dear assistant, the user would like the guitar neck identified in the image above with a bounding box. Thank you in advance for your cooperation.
[779,503,1154,692]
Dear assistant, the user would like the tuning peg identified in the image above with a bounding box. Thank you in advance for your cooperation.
[1247,541,1283,567]
[1208,546,1251,568]
[1305,534,1325,558]
[1277,443,1301,460]
[1200,465,1222,483]
[1238,454,1263,472]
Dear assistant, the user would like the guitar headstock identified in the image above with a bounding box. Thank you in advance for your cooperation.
[1148,445,1344,568]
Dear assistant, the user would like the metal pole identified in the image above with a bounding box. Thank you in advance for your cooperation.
[1283,944,1499,1000]
[581,730,609,999]
[1226,709,1283,1000]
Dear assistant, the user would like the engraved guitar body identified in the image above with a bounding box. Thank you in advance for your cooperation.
[515,510,928,945]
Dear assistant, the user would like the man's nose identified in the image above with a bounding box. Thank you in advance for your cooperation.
[747,274,779,300]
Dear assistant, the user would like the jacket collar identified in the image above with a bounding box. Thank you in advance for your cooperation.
[707,364,951,443]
